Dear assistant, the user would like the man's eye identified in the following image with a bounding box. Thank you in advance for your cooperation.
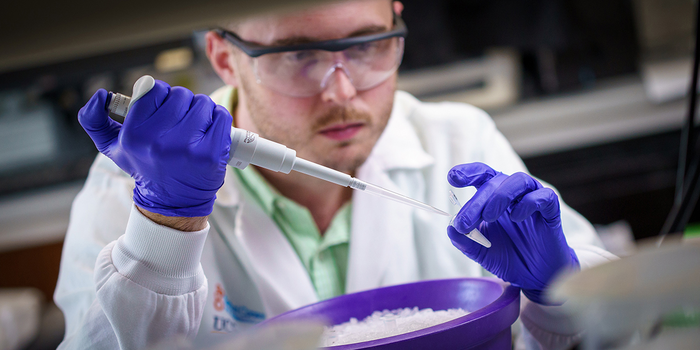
[286,51,315,61]
[355,42,377,52]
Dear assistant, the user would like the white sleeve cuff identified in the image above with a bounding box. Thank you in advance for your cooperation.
[111,205,209,295]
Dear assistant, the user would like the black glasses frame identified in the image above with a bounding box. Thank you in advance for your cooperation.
[215,13,408,58]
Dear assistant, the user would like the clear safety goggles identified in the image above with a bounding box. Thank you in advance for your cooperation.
[216,14,407,97]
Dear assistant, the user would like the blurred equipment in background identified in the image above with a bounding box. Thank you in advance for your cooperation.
[0,0,330,74]
[0,37,199,196]
[400,0,639,97]
[0,289,41,350]
[0,288,63,350]
[398,49,520,109]
[658,0,700,241]
[550,239,700,349]
[635,0,697,103]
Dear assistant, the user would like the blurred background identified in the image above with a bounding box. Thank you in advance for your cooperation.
[0,0,697,348]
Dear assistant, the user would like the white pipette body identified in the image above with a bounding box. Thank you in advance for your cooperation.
[107,75,449,216]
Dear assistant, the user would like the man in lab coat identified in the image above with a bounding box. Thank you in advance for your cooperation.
[55,0,616,349]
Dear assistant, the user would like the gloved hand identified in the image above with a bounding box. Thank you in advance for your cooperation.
[447,162,579,305]
[78,81,233,217]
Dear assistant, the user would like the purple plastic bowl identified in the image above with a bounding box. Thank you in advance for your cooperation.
[260,278,520,350]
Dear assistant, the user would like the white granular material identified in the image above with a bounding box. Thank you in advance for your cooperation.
[319,307,469,347]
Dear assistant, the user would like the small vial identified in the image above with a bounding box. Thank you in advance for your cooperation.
[448,190,492,248]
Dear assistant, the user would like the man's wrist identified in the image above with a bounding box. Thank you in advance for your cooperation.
[136,205,208,232]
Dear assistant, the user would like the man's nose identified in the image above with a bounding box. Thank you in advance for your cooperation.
[320,66,357,104]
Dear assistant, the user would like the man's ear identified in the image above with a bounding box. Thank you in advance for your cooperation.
[393,1,404,16]
[205,31,240,88]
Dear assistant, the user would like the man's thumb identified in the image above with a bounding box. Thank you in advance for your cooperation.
[78,89,121,154]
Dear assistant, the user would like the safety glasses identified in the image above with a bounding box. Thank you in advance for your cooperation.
[216,14,407,97]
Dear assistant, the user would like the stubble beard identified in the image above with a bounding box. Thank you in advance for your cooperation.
[240,80,394,174]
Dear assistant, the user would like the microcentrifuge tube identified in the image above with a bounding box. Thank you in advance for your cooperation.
[448,190,492,248]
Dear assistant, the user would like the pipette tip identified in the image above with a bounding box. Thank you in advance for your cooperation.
[432,207,450,216]
[352,179,450,216]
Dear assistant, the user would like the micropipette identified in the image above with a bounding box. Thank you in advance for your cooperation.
[106,75,449,217]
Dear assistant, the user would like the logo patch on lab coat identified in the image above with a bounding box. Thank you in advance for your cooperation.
[212,283,265,331]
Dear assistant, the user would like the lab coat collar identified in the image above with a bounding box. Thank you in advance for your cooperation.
[366,90,434,172]
[345,162,421,293]
[345,91,429,293]
[212,171,318,315]
[214,170,242,207]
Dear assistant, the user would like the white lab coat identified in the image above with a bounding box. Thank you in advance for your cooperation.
[54,89,616,350]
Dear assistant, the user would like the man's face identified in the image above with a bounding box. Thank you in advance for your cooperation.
[222,0,398,174]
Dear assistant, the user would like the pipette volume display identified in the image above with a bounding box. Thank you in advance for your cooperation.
[107,75,450,216]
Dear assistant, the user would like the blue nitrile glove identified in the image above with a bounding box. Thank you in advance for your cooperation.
[78,81,232,217]
[447,162,579,305]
